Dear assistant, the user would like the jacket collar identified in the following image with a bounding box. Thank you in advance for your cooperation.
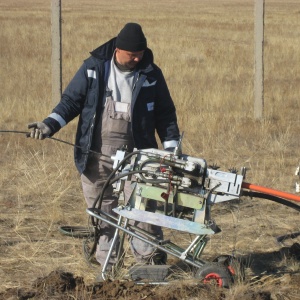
[90,37,154,72]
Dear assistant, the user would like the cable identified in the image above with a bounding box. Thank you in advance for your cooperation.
[58,225,95,238]
[0,129,109,157]
[242,190,300,212]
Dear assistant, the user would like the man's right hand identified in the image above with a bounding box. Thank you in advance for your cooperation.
[28,122,52,140]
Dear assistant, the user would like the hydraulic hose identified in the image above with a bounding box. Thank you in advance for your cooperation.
[242,190,300,212]
[242,182,300,203]
[91,150,141,210]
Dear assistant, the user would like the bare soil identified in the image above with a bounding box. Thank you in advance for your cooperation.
[1,242,300,300]
[1,254,299,300]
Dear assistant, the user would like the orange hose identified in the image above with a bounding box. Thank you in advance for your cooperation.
[242,182,300,203]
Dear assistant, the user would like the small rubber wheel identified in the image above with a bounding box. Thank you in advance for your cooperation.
[195,262,232,288]
[213,255,245,283]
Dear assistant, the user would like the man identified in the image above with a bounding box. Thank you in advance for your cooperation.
[28,23,180,275]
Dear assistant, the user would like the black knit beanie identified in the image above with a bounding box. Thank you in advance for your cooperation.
[116,23,147,52]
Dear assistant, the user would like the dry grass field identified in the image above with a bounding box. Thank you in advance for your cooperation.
[0,0,299,299]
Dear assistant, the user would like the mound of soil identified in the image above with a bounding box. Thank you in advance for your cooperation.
[1,243,299,300]
[0,269,225,300]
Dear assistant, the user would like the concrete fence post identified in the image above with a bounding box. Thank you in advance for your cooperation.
[51,0,62,105]
[254,0,265,120]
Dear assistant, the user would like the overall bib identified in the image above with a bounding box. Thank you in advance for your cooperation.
[81,92,163,268]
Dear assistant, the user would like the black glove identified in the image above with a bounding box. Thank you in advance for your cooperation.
[28,122,52,140]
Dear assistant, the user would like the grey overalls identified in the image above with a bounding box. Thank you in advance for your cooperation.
[81,89,163,269]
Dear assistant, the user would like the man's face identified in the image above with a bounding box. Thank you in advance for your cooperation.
[115,48,145,70]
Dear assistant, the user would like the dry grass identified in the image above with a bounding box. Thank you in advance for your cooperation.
[0,0,299,298]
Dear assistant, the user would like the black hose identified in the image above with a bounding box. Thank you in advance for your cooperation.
[107,170,148,185]
[58,225,95,238]
[88,150,177,258]
[87,151,142,258]
[91,150,141,211]
[88,149,141,257]
[138,158,171,184]
[242,190,300,212]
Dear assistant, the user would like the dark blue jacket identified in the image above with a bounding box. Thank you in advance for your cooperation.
[43,38,180,174]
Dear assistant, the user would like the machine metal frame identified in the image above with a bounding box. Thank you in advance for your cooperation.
[86,143,245,284]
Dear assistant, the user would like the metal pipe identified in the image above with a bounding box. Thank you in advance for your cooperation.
[86,208,206,268]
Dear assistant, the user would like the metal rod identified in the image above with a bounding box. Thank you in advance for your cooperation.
[87,208,206,268]
[101,215,123,280]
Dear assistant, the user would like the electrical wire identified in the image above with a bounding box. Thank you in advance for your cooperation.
[0,129,109,157]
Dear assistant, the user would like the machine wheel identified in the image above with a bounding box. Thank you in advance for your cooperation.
[213,255,245,283]
[195,262,232,288]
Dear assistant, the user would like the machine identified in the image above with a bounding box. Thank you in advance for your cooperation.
[86,135,300,287]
